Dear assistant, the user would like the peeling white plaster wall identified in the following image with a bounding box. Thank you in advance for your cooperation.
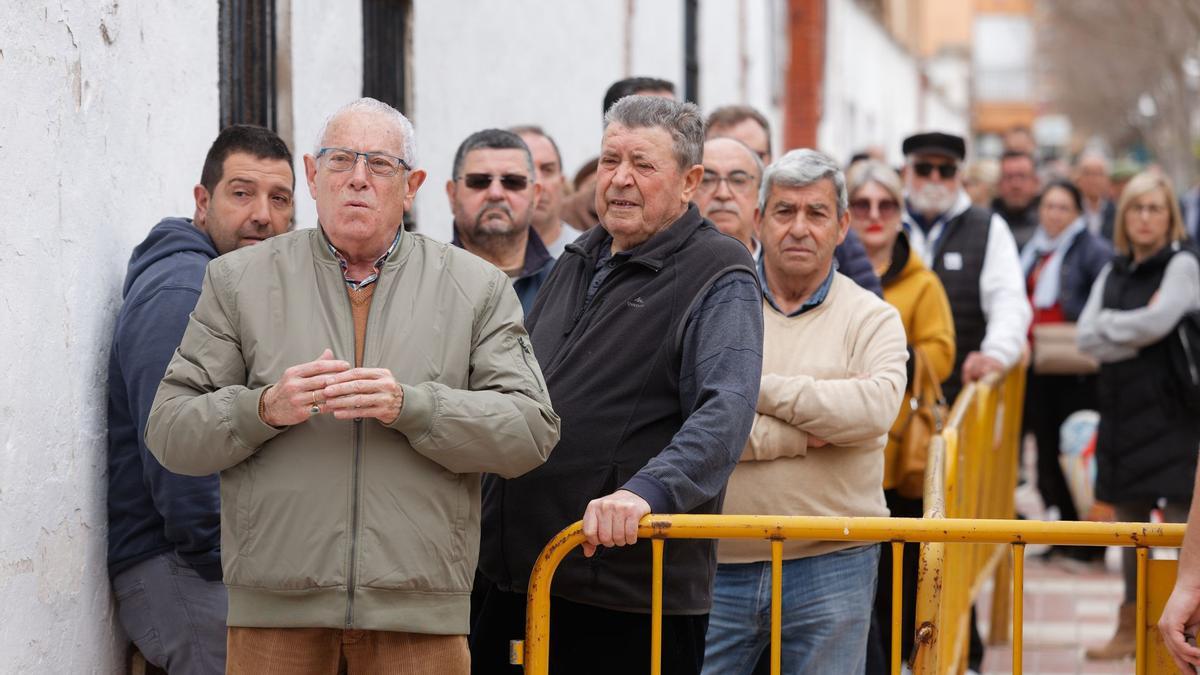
[0,2,218,672]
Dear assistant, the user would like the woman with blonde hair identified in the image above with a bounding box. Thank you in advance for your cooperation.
[1078,170,1200,660]
[847,160,955,673]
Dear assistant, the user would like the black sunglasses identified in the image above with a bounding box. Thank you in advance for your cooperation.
[460,173,530,191]
[913,162,958,179]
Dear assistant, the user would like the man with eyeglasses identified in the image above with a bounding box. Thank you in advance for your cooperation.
[901,132,1030,403]
[447,129,553,314]
[697,136,764,253]
[107,124,294,675]
[146,98,560,674]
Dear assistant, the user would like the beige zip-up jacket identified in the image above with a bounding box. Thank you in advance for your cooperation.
[146,227,560,634]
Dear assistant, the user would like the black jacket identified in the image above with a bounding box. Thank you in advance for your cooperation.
[479,206,761,614]
[106,218,222,580]
[1094,244,1200,503]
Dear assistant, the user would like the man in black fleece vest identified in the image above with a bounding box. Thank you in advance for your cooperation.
[472,96,764,675]
[106,125,294,674]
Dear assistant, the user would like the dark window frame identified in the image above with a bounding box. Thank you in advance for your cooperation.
[219,0,278,129]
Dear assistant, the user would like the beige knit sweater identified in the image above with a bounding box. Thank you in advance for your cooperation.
[719,273,908,563]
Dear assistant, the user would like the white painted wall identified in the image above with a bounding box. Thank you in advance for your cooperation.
[286,0,364,230]
[410,0,685,242]
[820,0,968,165]
[0,2,218,672]
[700,0,788,158]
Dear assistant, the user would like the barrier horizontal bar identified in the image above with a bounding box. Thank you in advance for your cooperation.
[631,514,1184,547]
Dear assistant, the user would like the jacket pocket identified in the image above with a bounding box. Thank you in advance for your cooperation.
[356,443,473,594]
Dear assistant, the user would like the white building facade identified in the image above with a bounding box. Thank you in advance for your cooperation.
[0,1,965,670]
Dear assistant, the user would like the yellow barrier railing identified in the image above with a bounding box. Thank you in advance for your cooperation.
[913,365,1027,673]
[515,515,1184,674]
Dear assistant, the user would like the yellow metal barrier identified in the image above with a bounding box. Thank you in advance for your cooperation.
[515,365,1183,673]
[913,365,1027,673]
[516,515,1183,674]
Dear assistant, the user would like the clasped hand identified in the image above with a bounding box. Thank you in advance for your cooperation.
[261,348,405,426]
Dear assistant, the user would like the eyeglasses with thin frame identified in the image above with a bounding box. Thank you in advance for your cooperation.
[458,173,531,191]
[317,147,411,177]
[913,162,959,180]
[699,170,757,195]
[1128,202,1167,217]
[849,198,900,220]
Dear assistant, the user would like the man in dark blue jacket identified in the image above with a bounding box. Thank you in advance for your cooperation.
[106,125,294,674]
[448,128,554,313]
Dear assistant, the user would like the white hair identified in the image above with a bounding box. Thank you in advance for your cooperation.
[313,97,417,165]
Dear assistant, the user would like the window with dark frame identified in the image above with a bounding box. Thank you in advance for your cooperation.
[683,0,700,105]
[362,0,412,114]
[362,0,414,229]
[219,0,278,130]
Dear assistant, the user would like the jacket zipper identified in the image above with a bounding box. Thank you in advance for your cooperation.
[517,337,545,394]
[346,418,363,627]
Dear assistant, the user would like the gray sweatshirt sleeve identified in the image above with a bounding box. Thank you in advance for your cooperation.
[621,270,764,514]
[1094,254,1200,349]
[1076,264,1138,363]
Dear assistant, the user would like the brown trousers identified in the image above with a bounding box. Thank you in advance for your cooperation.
[226,627,469,675]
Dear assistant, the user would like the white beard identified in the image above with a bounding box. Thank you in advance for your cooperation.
[908,183,957,216]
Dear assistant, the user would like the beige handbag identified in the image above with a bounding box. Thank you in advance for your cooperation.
[1031,322,1099,375]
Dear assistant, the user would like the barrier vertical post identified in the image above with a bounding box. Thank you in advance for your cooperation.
[891,540,904,675]
[771,540,783,675]
[1012,542,1025,675]
[1136,546,1147,675]
[651,538,664,675]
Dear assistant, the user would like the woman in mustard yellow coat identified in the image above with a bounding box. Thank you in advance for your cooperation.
[847,160,955,673]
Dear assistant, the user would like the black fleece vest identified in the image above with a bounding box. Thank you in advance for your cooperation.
[1094,244,1200,503]
[479,205,755,614]
[930,206,992,402]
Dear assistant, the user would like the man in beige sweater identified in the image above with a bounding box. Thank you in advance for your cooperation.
[702,149,907,675]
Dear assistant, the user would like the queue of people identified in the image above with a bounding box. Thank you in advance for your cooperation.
[103,75,1200,674]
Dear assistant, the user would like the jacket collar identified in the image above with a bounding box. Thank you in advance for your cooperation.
[566,203,705,272]
[311,225,414,273]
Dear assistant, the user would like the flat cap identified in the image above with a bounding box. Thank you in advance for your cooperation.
[902,132,966,161]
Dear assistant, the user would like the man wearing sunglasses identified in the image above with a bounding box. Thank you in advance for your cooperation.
[146,98,559,674]
[900,131,1030,403]
[447,129,553,314]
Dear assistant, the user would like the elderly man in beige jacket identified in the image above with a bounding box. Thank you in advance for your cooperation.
[146,98,560,675]
[702,149,907,675]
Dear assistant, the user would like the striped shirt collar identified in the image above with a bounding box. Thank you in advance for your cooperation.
[323,227,403,290]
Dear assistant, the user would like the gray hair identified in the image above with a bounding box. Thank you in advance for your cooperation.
[603,95,704,169]
[452,128,535,180]
[759,149,848,217]
[314,97,417,165]
[845,159,902,204]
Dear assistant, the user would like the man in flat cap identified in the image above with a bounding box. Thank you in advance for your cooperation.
[891,131,1030,671]
[900,131,1029,401]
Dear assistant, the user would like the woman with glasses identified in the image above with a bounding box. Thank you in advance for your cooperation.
[1019,179,1111,565]
[847,161,955,673]
[1078,171,1200,661]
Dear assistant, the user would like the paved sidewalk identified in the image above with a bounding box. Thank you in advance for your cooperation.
[976,549,1134,674]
